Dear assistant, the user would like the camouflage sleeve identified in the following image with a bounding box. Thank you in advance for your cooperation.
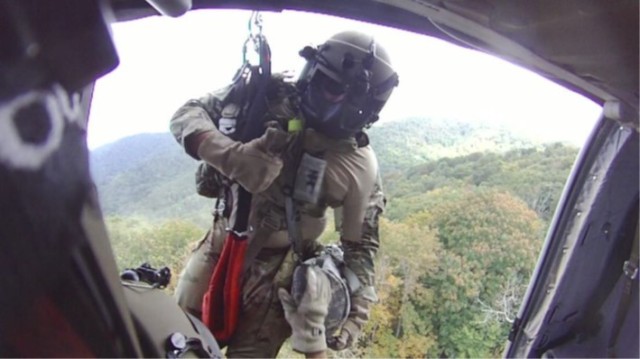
[342,172,385,326]
[169,84,232,158]
[342,175,385,289]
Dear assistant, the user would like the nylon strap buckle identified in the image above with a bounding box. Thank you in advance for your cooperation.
[623,260,638,280]
[226,227,252,238]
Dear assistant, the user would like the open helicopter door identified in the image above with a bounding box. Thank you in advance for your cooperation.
[0,0,141,356]
[0,0,219,357]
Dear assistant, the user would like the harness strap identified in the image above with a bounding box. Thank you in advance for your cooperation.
[201,220,230,341]
[241,224,281,272]
[342,265,362,294]
[273,128,306,263]
[201,21,272,343]
[201,228,248,345]
[607,224,639,356]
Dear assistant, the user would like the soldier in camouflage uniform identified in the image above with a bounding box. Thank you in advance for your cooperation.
[170,31,398,358]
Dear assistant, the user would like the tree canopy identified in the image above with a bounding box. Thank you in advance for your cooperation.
[92,117,578,357]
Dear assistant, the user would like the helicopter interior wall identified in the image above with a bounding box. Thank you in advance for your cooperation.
[542,221,638,359]
[529,125,639,357]
[110,0,639,128]
[0,1,142,356]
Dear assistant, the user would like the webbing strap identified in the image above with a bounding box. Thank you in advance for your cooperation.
[342,265,362,294]
[201,17,272,343]
[284,194,304,260]
[241,224,278,272]
[201,230,247,345]
[282,132,307,262]
[607,224,639,356]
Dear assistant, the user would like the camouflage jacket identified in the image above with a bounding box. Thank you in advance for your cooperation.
[169,73,385,308]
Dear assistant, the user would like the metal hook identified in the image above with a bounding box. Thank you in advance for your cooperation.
[250,11,263,35]
[242,11,265,64]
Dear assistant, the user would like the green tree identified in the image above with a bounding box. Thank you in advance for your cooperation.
[106,216,204,292]
[384,143,578,224]
[406,187,544,357]
[352,218,440,358]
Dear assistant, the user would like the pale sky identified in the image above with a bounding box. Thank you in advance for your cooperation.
[88,9,602,150]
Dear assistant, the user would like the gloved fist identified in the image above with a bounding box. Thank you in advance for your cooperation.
[278,265,331,354]
[195,127,289,193]
[253,126,291,156]
[327,319,359,351]
[327,291,375,351]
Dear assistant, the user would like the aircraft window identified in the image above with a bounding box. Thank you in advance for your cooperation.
[87,9,602,358]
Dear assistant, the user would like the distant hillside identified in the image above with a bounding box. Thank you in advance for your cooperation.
[90,133,213,228]
[382,143,578,221]
[368,117,540,172]
[90,117,549,225]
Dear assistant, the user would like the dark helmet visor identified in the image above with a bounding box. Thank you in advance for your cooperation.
[317,71,347,103]
[301,70,376,138]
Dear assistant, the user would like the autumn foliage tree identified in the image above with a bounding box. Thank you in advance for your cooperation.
[98,137,572,358]
[398,187,542,357]
[356,218,440,357]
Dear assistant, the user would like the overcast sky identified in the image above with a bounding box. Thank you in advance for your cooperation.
[88,9,602,149]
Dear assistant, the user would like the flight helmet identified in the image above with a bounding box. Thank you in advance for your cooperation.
[297,31,399,139]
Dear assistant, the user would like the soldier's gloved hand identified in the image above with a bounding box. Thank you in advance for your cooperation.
[327,293,374,351]
[192,127,289,193]
[254,125,291,156]
[278,265,331,354]
[327,319,359,351]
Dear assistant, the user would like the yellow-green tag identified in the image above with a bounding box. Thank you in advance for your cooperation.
[288,118,303,133]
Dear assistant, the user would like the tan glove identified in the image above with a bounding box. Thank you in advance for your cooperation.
[278,265,331,354]
[194,127,289,193]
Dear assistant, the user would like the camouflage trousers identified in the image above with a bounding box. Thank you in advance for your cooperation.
[175,218,296,358]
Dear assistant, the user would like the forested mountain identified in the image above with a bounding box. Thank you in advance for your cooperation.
[90,133,213,227]
[383,143,578,222]
[90,117,549,227]
[91,117,579,358]
[368,117,540,172]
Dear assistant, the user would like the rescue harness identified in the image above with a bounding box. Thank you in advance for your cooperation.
[201,11,272,344]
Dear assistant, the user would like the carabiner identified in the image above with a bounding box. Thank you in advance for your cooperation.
[242,11,265,64]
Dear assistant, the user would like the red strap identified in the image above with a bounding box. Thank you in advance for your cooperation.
[202,231,247,344]
[202,232,232,332]
[222,235,247,340]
